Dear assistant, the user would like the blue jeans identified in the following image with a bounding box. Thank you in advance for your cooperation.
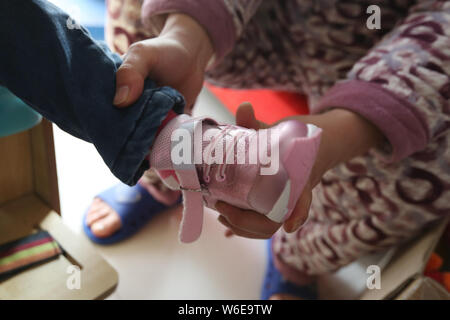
[0,0,184,185]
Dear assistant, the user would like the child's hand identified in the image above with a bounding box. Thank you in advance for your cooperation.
[113,14,214,110]
[215,103,320,239]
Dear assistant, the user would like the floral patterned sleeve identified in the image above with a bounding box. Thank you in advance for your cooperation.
[317,0,450,162]
[141,0,262,63]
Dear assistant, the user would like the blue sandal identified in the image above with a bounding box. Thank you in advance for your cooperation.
[261,239,318,300]
[83,183,181,245]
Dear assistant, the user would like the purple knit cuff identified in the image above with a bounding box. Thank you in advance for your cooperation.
[141,0,236,63]
[316,80,429,163]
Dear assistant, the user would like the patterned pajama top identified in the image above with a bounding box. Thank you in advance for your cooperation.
[106,0,450,284]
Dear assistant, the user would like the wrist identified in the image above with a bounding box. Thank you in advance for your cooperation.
[160,13,215,70]
[281,109,383,185]
[313,108,383,173]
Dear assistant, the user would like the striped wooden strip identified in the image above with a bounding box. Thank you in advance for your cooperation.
[0,231,62,278]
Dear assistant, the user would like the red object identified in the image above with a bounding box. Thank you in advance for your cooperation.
[444,273,450,292]
[425,270,444,283]
[206,84,309,124]
[424,252,450,293]
[425,271,450,291]
[425,252,444,273]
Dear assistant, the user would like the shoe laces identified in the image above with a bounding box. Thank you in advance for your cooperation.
[202,125,254,183]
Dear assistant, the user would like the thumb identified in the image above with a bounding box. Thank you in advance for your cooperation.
[113,42,157,107]
[236,102,268,129]
[283,183,313,233]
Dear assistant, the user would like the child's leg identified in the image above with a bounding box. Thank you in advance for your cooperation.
[85,0,183,241]
[0,0,184,185]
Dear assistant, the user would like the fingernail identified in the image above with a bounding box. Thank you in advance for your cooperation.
[286,217,307,233]
[285,224,295,233]
[114,86,129,105]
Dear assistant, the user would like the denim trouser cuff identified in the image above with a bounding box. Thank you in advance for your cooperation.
[112,87,184,185]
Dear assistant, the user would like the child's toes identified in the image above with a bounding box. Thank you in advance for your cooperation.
[86,199,111,226]
[90,211,122,238]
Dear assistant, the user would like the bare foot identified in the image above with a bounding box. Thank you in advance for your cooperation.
[85,198,122,238]
[85,176,181,238]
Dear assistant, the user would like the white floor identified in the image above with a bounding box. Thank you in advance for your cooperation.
[54,88,268,300]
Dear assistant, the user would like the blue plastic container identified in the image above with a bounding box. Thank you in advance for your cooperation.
[0,86,42,138]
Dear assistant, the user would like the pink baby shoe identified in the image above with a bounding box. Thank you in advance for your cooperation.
[150,115,321,243]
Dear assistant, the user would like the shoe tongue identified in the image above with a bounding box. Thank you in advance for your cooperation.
[201,124,221,150]
[201,124,252,165]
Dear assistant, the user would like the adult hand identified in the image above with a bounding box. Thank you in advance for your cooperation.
[113,13,214,110]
